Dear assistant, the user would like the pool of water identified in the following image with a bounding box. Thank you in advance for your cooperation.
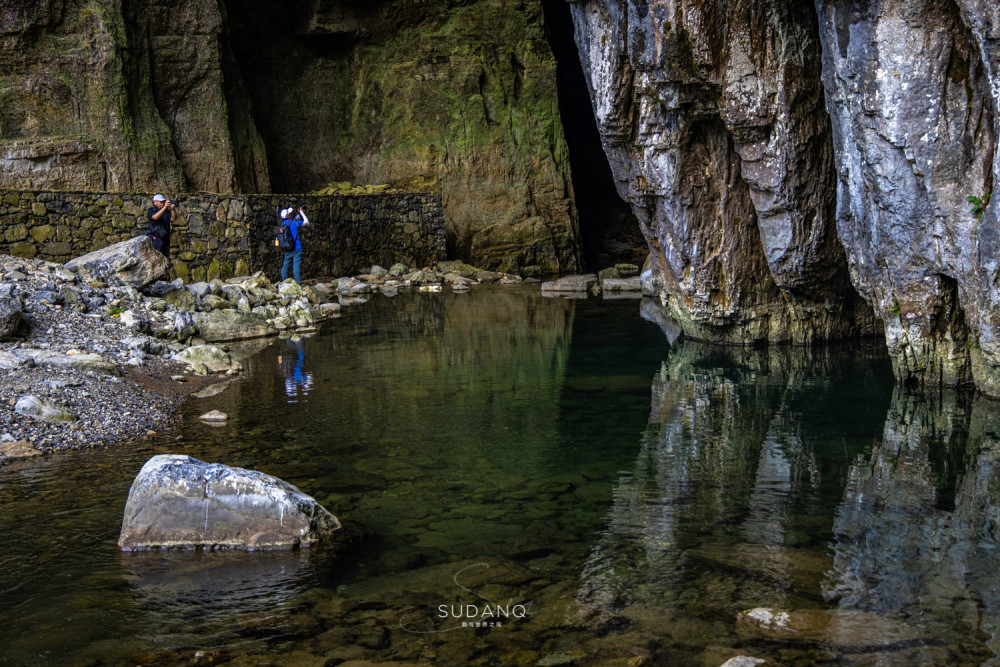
[3,286,1000,665]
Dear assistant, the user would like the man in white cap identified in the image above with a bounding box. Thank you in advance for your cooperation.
[279,206,310,283]
[147,194,176,259]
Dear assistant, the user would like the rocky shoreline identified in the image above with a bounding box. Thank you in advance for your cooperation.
[0,243,553,464]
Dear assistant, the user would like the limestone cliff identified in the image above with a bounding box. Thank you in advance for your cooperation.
[0,0,270,194]
[570,0,1000,394]
[0,0,580,274]
[225,0,579,274]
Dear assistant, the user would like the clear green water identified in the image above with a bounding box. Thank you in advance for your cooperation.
[2,286,1000,665]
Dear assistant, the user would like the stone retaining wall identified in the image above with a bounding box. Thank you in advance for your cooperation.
[0,191,446,282]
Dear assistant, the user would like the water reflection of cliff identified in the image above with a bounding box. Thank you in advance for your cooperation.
[578,335,895,612]
[826,388,1000,655]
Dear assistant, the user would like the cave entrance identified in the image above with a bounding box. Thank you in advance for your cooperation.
[540,0,646,271]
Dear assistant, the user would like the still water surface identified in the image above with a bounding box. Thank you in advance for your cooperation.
[2,286,999,665]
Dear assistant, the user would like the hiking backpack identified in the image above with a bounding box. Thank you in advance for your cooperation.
[274,220,295,250]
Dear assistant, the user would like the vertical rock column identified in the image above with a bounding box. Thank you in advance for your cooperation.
[569,0,879,344]
[816,0,997,390]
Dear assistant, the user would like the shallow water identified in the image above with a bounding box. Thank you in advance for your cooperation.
[2,286,1000,665]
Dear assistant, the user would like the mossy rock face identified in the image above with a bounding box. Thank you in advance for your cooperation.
[0,0,268,194]
[229,0,580,272]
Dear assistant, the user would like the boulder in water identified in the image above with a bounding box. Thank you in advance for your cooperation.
[118,454,342,551]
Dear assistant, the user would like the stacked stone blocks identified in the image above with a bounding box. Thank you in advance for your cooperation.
[0,191,446,282]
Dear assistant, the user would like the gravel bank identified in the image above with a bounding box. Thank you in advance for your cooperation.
[0,258,227,459]
[0,252,536,464]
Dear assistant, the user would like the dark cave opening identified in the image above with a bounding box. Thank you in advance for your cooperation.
[540,0,646,271]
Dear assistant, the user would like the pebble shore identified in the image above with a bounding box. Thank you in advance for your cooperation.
[0,253,539,464]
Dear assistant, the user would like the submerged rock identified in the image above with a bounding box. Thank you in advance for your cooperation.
[118,454,342,551]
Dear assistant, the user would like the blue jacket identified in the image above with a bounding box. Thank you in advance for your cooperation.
[283,217,303,251]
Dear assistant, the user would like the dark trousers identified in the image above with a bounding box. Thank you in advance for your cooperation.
[150,233,170,260]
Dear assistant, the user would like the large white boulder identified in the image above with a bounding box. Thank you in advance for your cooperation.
[118,454,342,551]
[64,236,168,289]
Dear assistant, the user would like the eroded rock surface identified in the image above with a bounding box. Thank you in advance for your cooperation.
[64,236,169,290]
[570,0,881,345]
[816,0,998,391]
[118,454,342,551]
[571,0,1000,393]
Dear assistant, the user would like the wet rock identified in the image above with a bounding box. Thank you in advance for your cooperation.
[389,263,409,276]
[738,608,791,632]
[277,280,303,299]
[118,454,342,551]
[602,277,642,293]
[615,263,640,278]
[720,658,765,667]
[186,281,212,299]
[144,279,184,297]
[14,395,79,422]
[63,236,169,289]
[199,294,230,311]
[0,440,43,460]
[192,381,230,398]
[198,410,227,422]
[191,310,275,343]
[541,274,598,293]
[172,344,240,374]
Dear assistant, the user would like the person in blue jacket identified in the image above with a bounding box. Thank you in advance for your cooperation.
[279,206,310,284]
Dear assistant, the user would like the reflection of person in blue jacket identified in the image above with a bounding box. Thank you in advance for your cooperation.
[277,337,313,402]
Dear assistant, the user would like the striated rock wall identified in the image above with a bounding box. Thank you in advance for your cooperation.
[0,0,579,274]
[0,0,270,194]
[816,0,997,391]
[0,190,446,282]
[570,0,1000,393]
[226,0,580,274]
[569,0,881,345]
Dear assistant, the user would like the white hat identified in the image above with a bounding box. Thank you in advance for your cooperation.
[153,194,166,202]
[280,207,292,218]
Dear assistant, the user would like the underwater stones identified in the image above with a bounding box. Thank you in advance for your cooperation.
[117,454,342,551]
[192,381,230,398]
[14,395,78,423]
[738,608,791,632]
[63,236,168,289]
